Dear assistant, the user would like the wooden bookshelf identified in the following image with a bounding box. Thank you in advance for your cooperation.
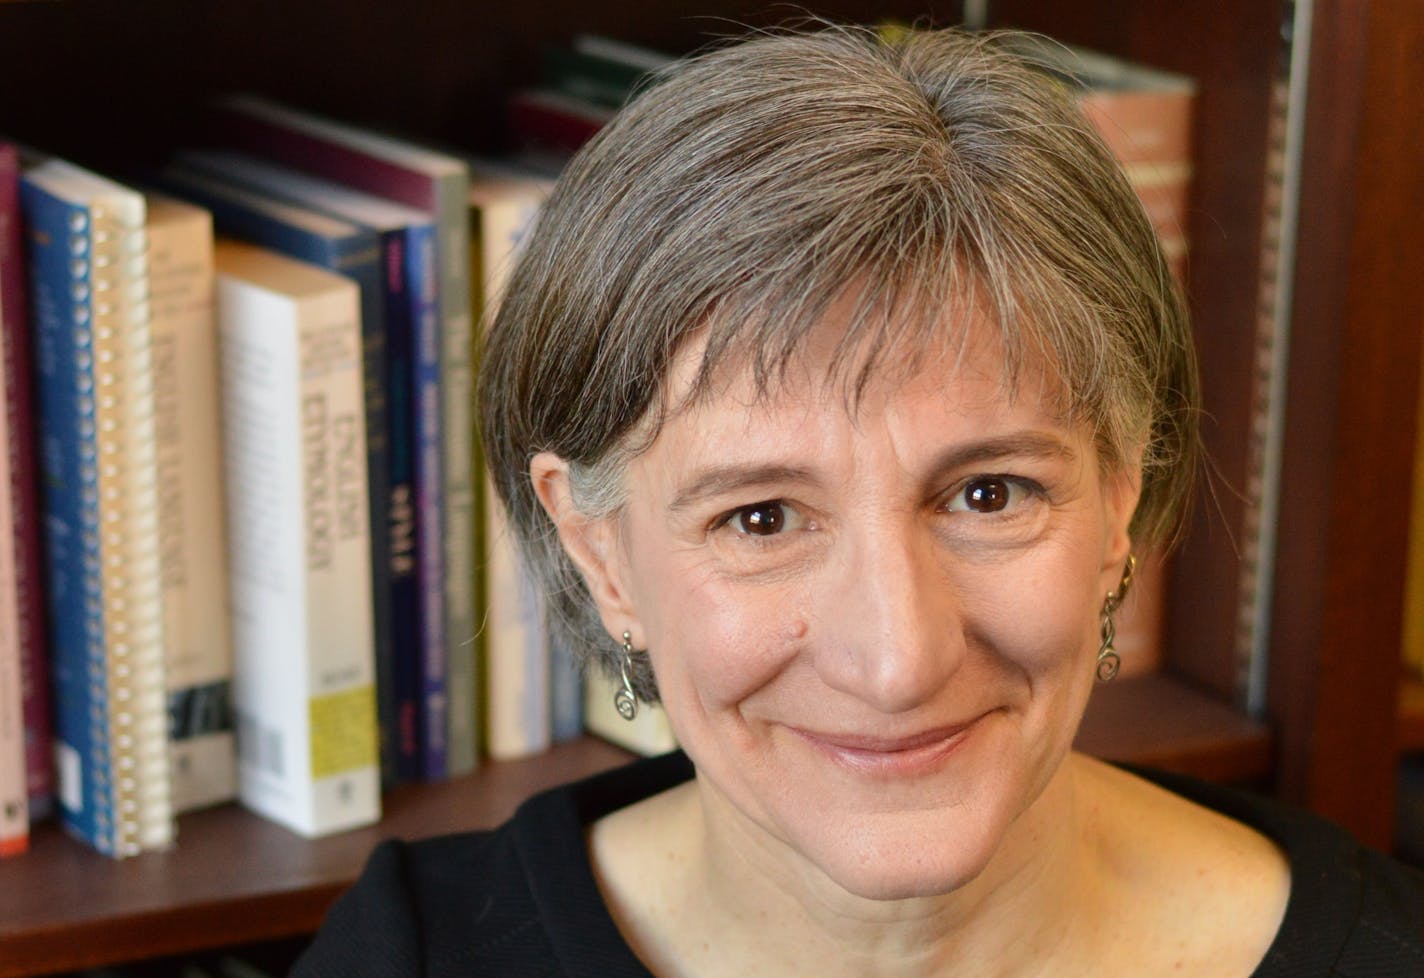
[0,0,1417,972]
[0,679,1267,978]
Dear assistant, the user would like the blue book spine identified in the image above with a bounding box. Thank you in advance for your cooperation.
[379,226,418,785]
[20,184,111,852]
[154,171,397,774]
[407,224,447,779]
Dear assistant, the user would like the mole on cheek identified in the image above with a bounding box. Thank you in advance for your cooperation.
[787,619,809,640]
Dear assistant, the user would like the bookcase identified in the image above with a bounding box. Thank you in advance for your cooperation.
[0,0,1419,974]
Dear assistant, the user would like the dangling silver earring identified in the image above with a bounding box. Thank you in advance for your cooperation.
[1096,555,1136,682]
[615,630,639,721]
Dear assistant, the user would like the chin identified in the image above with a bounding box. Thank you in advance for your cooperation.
[793,809,1009,902]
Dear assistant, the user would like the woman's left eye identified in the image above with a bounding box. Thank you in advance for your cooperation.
[720,500,807,537]
[943,476,1037,514]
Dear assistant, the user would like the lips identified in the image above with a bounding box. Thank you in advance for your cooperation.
[788,716,984,777]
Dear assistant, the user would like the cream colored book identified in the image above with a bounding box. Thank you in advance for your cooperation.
[470,172,554,760]
[216,240,379,837]
[147,195,238,812]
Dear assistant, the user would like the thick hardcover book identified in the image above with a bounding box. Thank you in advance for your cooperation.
[215,239,380,837]
[0,268,26,856]
[212,96,473,780]
[153,164,396,752]
[21,159,173,857]
[146,194,238,813]
[173,150,447,783]
[469,171,555,759]
[0,143,52,818]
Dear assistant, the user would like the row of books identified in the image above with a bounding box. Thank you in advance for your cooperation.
[0,31,1195,860]
[0,99,575,857]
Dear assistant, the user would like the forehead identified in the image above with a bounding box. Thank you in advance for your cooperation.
[658,292,1068,437]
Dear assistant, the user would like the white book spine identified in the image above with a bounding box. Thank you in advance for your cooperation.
[148,199,237,813]
[484,490,549,760]
[218,245,379,837]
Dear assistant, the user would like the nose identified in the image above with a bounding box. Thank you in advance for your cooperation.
[814,518,967,713]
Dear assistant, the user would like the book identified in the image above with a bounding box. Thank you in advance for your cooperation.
[152,163,398,773]
[540,33,673,109]
[468,169,554,759]
[214,96,473,781]
[508,88,616,158]
[146,194,238,813]
[173,149,450,782]
[0,141,53,819]
[21,158,173,857]
[0,258,26,856]
[215,239,380,837]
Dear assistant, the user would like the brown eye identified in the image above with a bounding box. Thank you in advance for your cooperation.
[736,502,786,535]
[947,477,1023,514]
[728,500,806,537]
[964,478,1010,512]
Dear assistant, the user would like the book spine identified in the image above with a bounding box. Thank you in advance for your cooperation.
[24,177,170,857]
[147,201,238,813]
[407,225,445,780]
[294,287,381,834]
[380,226,417,784]
[0,145,53,818]
[484,492,550,760]
[218,254,380,837]
[97,196,172,854]
[333,239,395,771]
[430,172,473,781]
[0,258,26,856]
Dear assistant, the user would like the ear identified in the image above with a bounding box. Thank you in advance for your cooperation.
[528,451,643,647]
[1100,457,1143,582]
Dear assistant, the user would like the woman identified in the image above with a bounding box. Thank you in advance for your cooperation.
[294,26,1423,977]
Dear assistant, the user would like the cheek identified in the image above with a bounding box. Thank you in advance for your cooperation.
[643,573,805,713]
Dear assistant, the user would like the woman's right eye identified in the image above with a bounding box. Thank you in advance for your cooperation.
[722,500,804,537]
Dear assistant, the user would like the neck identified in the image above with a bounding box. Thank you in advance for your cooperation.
[670,755,1107,978]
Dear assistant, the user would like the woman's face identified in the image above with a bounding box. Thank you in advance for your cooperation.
[560,309,1138,901]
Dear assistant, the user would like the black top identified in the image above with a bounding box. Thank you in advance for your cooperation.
[291,752,1424,977]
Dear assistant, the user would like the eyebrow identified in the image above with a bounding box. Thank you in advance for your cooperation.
[669,464,819,513]
[668,431,1077,513]
[924,431,1078,478]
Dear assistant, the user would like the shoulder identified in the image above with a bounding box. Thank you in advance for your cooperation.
[1106,760,1424,977]
[289,829,548,978]
[291,752,694,978]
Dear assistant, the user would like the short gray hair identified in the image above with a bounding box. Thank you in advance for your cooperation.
[478,25,1199,702]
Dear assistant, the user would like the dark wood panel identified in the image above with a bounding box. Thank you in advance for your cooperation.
[0,0,968,168]
[1268,0,1424,848]
[1398,675,1424,753]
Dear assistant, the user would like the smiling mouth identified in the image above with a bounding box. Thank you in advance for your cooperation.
[789,718,985,777]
